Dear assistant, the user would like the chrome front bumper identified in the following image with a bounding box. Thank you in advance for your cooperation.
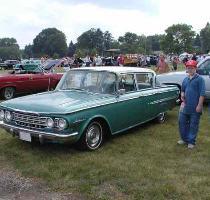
[0,121,79,143]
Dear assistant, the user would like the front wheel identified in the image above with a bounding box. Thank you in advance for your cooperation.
[79,121,103,151]
[156,112,166,123]
[1,87,16,100]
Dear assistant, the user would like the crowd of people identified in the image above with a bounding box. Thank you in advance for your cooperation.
[55,52,208,74]
[57,54,163,72]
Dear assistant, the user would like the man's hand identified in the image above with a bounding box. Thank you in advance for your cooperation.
[196,104,203,113]
[196,96,205,113]
[181,92,185,102]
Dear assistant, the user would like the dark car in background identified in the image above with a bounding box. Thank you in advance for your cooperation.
[0,60,20,70]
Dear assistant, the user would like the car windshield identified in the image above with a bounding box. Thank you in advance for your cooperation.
[57,70,117,94]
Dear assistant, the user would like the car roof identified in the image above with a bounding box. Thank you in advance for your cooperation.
[71,66,155,74]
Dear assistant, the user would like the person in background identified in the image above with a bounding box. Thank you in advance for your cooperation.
[178,60,205,149]
[84,55,92,67]
[172,56,179,71]
[117,54,124,66]
[183,55,188,64]
[156,55,169,74]
[192,53,197,61]
[63,57,70,71]
[95,55,102,66]
[72,54,84,68]
[41,57,45,64]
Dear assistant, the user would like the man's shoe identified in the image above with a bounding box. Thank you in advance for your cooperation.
[177,140,186,145]
[187,144,195,149]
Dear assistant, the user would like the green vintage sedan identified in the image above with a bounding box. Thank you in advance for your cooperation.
[0,67,179,150]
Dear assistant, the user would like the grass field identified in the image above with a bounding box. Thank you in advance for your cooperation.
[0,63,208,199]
[0,105,209,199]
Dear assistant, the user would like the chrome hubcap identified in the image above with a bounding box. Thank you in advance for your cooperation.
[5,88,14,99]
[159,113,165,121]
[86,124,102,148]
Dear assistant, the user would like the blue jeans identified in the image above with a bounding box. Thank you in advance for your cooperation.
[178,112,201,145]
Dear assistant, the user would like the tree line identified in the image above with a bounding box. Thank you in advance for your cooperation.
[0,23,210,61]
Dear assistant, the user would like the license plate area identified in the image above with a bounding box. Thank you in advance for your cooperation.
[19,131,31,142]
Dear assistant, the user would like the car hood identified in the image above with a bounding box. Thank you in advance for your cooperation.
[0,90,116,114]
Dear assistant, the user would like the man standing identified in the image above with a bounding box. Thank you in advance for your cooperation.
[172,56,179,71]
[117,54,125,66]
[178,60,206,149]
[156,55,169,74]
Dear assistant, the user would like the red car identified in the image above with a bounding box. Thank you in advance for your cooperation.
[0,66,63,100]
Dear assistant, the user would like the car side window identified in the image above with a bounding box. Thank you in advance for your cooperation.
[136,73,153,90]
[119,74,136,92]
[197,60,210,75]
[100,73,117,94]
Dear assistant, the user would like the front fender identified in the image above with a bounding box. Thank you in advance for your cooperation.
[77,114,112,139]
[0,84,17,91]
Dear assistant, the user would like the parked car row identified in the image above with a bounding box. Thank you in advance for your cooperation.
[0,60,20,70]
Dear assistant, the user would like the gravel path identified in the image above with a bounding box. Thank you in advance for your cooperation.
[0,168,84,200]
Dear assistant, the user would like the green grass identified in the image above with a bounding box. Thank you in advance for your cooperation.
[0,106,209,199]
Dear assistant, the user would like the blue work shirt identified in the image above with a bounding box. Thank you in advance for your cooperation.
[181,73,205,114]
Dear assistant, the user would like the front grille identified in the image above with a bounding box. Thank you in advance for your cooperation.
[13,112,47,129]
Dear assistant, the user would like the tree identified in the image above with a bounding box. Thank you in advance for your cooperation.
[33,28,67,57]
[200,22,210,53]
[193,34,201,53]
[146,35,162,53]
[118,32,146,54]
[0,38,21,60]
[77,28,103,55]
[103,31,114,50]
[160,24,195,54]
[23,44,33,59]
[67,41,76,57]
[0,38,19,48]
[77,28,115,55]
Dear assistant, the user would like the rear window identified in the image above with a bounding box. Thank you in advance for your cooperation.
[136,73,153,90]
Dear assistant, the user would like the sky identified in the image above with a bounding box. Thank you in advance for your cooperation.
[0,0,209,49]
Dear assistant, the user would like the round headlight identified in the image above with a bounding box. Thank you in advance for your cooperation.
[46,117,54,128]
[58,118,68,130]
[5,111,12,121]
[0,110,4,120]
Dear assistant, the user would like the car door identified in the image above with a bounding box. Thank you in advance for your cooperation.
[197,59,210,99]
[3,74,32,94]
[135,73,157,119]
[111,73,147,132]
[26,69,51,92]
